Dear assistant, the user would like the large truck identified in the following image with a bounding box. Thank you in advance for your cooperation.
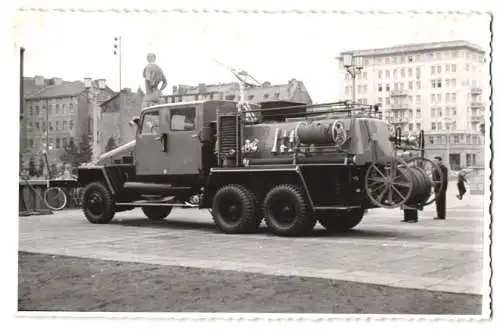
[76,100,443,237]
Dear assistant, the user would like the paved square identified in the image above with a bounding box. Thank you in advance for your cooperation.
[18,189,487,294]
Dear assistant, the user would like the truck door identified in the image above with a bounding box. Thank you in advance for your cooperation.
[135,108,169,175]
[163,106,201,175]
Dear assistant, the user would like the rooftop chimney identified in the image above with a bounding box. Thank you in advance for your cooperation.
[84,78,92,89]
[49,77,62,85]
[34,75,45,87]
[98,79,106,90]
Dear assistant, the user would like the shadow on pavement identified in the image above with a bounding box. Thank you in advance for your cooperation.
[110,217,421,240]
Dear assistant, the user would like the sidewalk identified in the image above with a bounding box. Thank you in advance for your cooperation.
[445,184,485,209]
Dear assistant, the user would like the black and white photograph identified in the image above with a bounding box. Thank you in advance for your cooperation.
[9,1,494,324]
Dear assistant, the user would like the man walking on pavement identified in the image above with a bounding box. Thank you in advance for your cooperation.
[456,168,471,200]
[432,156,448,220]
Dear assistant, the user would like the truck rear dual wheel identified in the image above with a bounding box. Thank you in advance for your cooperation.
[263,184,316,237]
[82,181,115,224]
[212,184,262,234]
[317,208,365,233]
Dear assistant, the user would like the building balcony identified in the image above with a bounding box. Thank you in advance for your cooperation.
[470,114,484,122]
[390,90,409,97]
[471,101,484,109]
[471,87,482,95]
[390,103,410,110]
[388,117,410,124]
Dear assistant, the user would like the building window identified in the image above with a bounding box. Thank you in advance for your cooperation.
[445,107,450,116]
[437,94,442,103]
[431,80,436,88]
[362,72,367,79]
[49,122,53,131]
[56,137,60,149]
[416,67,421,78]
[431,123,436,131]
[378,84,382,92]
[454,135,459,144]
[452,107,457,116]
[401,68,405,78]
[452,93,456,102]
[466,135,471,144]
[431,94,436,103]
[416,95,421,104]
[429,136,434,144]
[55,104,60,114]
[431,108,436,117]
[437,79,442,88]
[408,81,413,90]
[451,79,456,87]
[416,108,421,117]
[385,84,390,91]
[416,123,421,130]
[378,70,383,79]
[385,70,390,78]
[431,66,436,75]
[437,65,442,74]
[408,56,413,63]
[445,79,450,87]
[225,94,235,101]
[445,64,450,73]
[385,97,390,105]
[393,69,398,79]
[399,82,404,90]
[274,93,280,98]
[409,123,413,131]
[264,94,269,99]
[69,120,74,130]
[345,86,349,94]
[452,51,458,58]
[452,64,457,72]
[62,120,67,129]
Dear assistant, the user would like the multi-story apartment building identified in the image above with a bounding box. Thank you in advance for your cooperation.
[337,40,488,169]
[22,77,114,167]
[164,79,313,105]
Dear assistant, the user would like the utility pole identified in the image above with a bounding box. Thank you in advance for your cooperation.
[114,36,122,91]
[20,47,26,155]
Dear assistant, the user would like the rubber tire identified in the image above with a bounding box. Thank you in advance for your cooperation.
[263,184,315,237]
[142,206,172,220]
[317,209,365,233]
[82,181,115,224]
[212,184,260,234]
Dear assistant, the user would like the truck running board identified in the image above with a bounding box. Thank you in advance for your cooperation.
[314,206,362,210]
[116,202,198,208]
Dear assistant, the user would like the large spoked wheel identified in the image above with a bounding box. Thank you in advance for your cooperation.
[317,208,365,233]
[142,206,173,221]
[212,184,260,234]
[407,157,444,206]
[263,184,315,237]
[44,187,68,211]
[82,181,115,224]
[365,157,414,209]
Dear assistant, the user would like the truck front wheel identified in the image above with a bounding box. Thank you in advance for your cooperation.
[82,181,115,224]
[142,206,172,221]
[211,184,260,234]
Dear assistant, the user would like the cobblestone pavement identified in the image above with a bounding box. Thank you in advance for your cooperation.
[18,189,488,295]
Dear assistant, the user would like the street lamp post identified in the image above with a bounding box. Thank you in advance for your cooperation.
[443,117,451,168]
[342,53,364,104]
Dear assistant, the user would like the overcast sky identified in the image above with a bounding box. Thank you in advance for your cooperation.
[15,11,491,103]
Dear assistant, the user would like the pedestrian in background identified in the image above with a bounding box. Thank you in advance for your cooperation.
[456,168,471,200]
[432,156,448,220]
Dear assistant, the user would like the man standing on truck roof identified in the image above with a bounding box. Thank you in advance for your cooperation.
[142,53,167,109]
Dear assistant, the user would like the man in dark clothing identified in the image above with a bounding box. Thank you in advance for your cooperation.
[432,156,448,220]
[456,168,469,200]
